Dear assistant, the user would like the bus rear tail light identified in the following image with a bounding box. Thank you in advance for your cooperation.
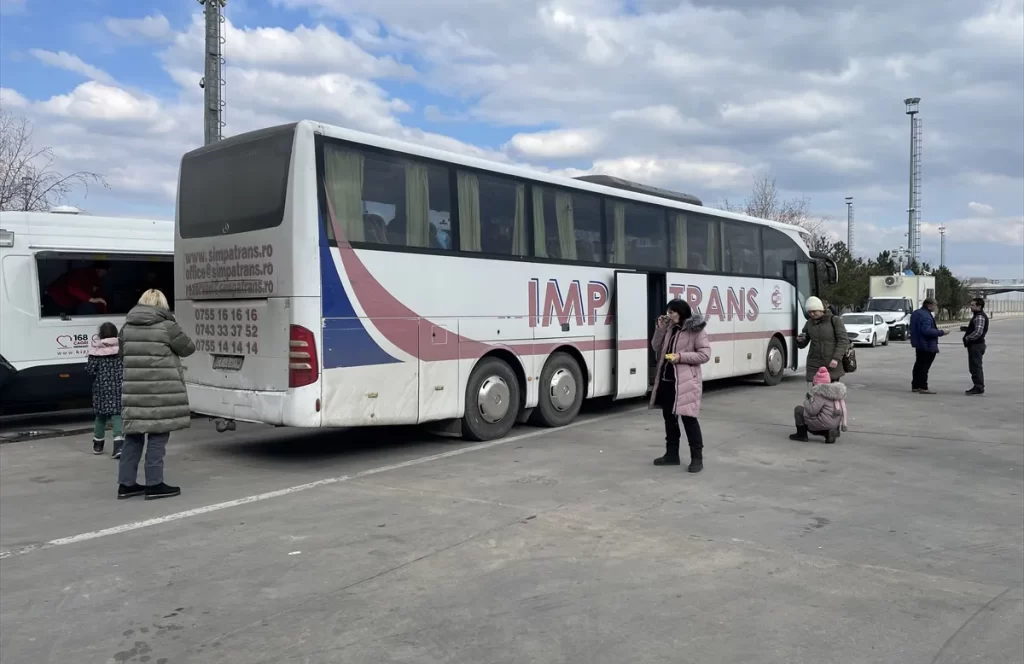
[289,325,319,388]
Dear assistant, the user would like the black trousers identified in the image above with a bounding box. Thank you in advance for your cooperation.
[657,381,703,457]
[967,343,986,389]
[912,350,937,390]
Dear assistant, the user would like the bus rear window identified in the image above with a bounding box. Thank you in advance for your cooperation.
[178,125,295,239]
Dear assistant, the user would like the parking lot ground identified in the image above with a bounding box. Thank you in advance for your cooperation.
[1,320,1022,664]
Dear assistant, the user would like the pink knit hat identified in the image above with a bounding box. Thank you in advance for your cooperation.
[813,366,831,385]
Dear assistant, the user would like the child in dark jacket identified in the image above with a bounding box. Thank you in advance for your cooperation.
[86,322,124,458]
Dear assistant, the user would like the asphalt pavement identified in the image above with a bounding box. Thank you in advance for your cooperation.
[1,320,1022,664]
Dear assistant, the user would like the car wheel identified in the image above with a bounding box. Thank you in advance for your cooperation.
[882,331,890,346]
[871,333,877,347]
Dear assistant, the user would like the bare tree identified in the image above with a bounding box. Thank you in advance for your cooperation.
[722,174,828,240]
[0,110,107,212]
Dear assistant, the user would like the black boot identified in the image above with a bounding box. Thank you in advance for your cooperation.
[117,484,145,499]
[687,447,703,473]
[92,438,105,455]
[145,483,181,500]
[789,426,809,442]
[824,428,838,444]
[654,443,681,466]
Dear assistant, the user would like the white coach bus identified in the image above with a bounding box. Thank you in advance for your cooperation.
[174,121,837,440]
[0,211,173,415]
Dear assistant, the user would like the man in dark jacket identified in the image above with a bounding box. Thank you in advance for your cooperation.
[960,298,989,395]
[44,261,111,315]
[909,297,946,394]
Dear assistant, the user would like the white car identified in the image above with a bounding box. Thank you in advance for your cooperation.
[842,313,890,347]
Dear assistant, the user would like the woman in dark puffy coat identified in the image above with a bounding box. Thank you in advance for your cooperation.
[86,321,124,458]
[116,289,195,501]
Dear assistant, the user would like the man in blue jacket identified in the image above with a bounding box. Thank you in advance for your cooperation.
[910,297,946,394]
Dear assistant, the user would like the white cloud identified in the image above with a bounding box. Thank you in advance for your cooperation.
[164,17,416,79]
[720,92,860,127]
[0,87,29,108]
[961,0,1024,48]
[5,15,497,205]
[569,156,754,192]
[29,49,115,84]
[927,215,1024,245]
[610,106,708,135]
[967,201,995,215]
[0,0,1020,280]
[105,14,173,42]
[504,129,604,159]
[36,82,172,131]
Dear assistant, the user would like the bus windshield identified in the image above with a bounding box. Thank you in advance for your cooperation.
[178,125,294,239]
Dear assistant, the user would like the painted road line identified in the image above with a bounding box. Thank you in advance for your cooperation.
[0,406,645,559]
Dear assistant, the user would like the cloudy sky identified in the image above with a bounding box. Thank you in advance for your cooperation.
[1,0,1022,278]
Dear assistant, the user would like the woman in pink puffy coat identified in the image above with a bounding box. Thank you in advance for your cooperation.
[649,299,711,472]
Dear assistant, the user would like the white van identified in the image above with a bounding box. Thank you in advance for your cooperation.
[0,211,173,415]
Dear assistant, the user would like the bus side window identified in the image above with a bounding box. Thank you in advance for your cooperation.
[682,213,720,272]
[723,221,763,276]
[763,228,802,278]
[457,170,526,256]
[323,144,451,250]
[531,187,603,262]
[37,256,174,318]
[604,200,667,267]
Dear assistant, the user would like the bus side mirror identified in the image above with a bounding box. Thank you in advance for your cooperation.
[824,260,838,285]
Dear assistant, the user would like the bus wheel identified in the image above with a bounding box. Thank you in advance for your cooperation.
[462,356,521,441]
[763,337,786,386]
[530,352,584,428]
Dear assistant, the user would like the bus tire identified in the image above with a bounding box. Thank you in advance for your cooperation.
[530,352,584,428]
[762,337,786,386]
[462,356,521,441]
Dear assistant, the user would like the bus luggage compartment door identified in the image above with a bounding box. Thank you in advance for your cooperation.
[614,270,649,400]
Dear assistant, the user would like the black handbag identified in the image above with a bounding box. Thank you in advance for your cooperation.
[842,347,857,373]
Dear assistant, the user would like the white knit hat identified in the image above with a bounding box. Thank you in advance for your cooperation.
[805,296,824,312]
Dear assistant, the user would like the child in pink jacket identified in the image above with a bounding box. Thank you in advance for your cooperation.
[790,366,848,444]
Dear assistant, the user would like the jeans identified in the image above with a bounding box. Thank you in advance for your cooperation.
[912,350,937,390]
[118,432,170,486]
[93,414,123,440]
[967,343,986,389]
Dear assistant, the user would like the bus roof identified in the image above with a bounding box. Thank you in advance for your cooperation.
[296,120,811,243]
[0,211,173,254]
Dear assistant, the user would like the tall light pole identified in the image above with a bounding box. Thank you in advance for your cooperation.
[199,0,227,145]
[20,175,32,211]
[904,97,922,264]
[845,196,854,255]
[939,225,946,268]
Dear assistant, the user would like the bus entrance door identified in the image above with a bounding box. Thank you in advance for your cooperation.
[613,270,649,400]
